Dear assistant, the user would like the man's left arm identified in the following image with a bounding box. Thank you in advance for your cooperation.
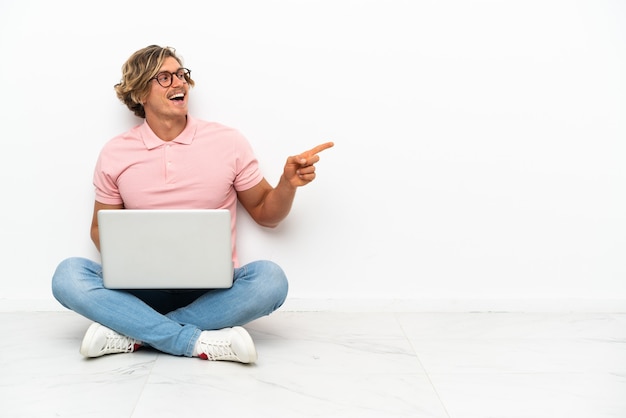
[238,142,334,228]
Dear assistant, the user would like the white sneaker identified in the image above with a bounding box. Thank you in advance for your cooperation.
[194,327,257,363]
[80,323,141,358]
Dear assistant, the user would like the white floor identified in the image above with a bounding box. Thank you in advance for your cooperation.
[1,310,625,418]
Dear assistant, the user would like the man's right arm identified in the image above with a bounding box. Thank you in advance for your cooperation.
[90,201,124,252]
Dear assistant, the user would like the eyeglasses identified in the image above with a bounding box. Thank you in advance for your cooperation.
[151,68,191,87]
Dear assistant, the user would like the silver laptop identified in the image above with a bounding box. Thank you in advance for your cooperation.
[98,209,234,289]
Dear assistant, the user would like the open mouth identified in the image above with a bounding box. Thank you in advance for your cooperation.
[169,92,185,102]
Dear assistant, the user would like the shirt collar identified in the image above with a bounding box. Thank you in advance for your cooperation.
[139,115,197,149]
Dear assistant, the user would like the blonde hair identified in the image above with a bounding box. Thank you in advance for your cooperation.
[114,45,195,118]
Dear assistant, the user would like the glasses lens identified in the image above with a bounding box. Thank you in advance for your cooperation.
[157,72,172,86]
[177,68,191,81]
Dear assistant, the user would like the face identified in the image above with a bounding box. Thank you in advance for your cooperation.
[143,56,189,121]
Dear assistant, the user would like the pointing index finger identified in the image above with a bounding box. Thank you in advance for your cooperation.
[305,141,334,157]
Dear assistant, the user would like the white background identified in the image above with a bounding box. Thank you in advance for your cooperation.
[0,0,624,311]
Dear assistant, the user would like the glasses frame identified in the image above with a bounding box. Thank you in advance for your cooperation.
[151,68,191,88]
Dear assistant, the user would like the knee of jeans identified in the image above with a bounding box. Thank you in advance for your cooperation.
[51,258,74,300]
[51,257,91,302]
[263,260,289,307]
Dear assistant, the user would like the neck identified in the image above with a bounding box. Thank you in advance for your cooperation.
[145,114,187,142]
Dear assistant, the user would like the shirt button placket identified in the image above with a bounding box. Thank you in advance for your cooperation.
[165,144,173,183]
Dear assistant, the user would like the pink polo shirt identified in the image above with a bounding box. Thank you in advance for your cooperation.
[93,115,264,266]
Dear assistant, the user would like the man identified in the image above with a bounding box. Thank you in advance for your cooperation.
[51,45,333,364]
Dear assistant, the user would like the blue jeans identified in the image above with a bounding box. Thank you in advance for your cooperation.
[51,257,288,357]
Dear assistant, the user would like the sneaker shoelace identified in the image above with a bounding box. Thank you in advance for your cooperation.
[197,338,237,361]
[104,331,137,353]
